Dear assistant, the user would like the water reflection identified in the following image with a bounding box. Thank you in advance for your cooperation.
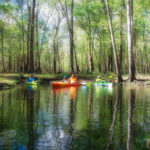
[51,86,78,100]
[51,86,78,149]
[27,85,38,91]
[106,86,121,150]
[0,86,150,149]
[127,89,135,150]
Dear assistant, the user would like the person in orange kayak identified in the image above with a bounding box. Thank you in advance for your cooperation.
[62,75,69,83]
[68,74,78,83]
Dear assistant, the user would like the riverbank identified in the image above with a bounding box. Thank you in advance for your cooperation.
[0,73,114,89]
[0,77,18,89]
[0,73,62,89]
[1,73,150,89]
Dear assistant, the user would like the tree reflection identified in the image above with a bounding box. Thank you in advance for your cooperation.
[127,89,135,150]
[26,88,35,150]
[106,86,121,150]
[88,87,93,117]
[0,92,4,130]
[87,87,93,149]
[52,94,61,149]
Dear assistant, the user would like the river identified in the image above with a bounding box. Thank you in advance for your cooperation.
[0,85,150,150]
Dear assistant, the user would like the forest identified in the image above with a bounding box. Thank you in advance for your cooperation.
[0,0,150,82]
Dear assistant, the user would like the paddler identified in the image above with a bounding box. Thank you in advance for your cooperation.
[96,75,105,83]
[27,74,35,82]
[62,75,69,83]
[69,74,78,83]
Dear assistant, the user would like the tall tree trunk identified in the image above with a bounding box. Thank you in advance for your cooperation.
[21,7,25,72]
[1,29,5,72]
[108,46,113,72]
[8,54,12,71]
[131,0,136,78]
[59,0,74,73]
[69,0,74,73]
[98,40,102,72]
[26,1,31,72]
[88,32,94,72]
[14,53,16,72]
[73,45,79,73]
[29,0,36,73]
[8,46,12,71]
[119,0,123,72]
[142,25,149,73]
[105,0,123,82]
[52,16,62,73]
[127,0,136,82]
[57,36,61,73]
[36,10,41,73]
[53,42,57,73]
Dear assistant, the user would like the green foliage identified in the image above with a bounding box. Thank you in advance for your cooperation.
[0,0,150,74]
[0,3,12,14]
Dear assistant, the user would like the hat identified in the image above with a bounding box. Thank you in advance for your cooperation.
[64,75,68,78]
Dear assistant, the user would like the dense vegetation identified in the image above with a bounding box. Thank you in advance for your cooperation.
[0,0,149,82]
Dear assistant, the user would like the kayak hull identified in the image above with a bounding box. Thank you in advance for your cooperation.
[51,82,81,87]
[93,82,113,87]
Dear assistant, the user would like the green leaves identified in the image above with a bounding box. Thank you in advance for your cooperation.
[74,1,104,33]
[0,3,12,14]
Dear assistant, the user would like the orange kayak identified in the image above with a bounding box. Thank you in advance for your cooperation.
[51,82,81,87]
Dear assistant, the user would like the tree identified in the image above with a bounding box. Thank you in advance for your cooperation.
[74,1,102,72]
[127,0,136,82]
[105,0,123,82]
[59,0,74,73]
[53,8,63,73]
[0,23,5,72]
[29,0,36,73]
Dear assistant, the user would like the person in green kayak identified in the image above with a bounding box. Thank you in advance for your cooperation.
[96,75,105,83]
[62,75,69,83]
[27,74,35,82]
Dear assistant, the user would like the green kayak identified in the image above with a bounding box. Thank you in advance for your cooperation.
[81,82,112,87]
[26,81,38,85]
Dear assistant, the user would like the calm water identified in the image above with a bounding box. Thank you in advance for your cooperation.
[0,85,150,150]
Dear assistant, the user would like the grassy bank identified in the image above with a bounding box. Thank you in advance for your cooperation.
[0,77,18,89]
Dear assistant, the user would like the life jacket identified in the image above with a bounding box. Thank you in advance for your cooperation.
[69,77,77,83]
[27,77,35,82]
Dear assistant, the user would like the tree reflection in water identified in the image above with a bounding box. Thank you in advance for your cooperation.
[106,86,121,150]
[127,89,135,150]
[26,87,36,150]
